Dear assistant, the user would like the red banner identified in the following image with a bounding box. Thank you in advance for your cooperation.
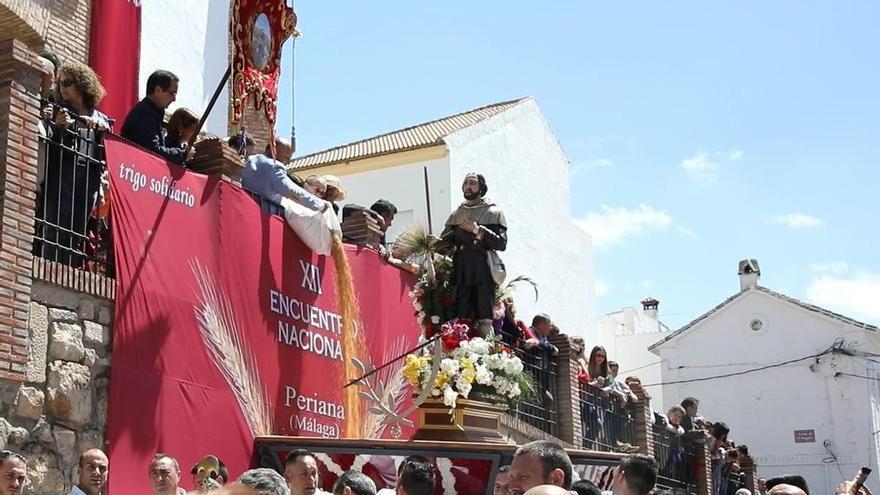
[89,0,141,124]
[104,136,421,493]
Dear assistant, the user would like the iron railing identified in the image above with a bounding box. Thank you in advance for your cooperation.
[511,346,559,437]
[579,382,636,452]
[33,104,114,276]
[652,423,699,495]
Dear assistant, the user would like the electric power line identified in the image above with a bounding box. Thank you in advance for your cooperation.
[835,372,880,381]
[639,348,834,388]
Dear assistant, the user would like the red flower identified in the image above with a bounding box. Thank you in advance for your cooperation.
[441,295,454,307]
[442,334,461,351]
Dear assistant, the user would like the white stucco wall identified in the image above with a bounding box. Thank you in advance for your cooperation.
[140,0,229,136]
[444,98,594,340]
[653,288,880,494]
[597,307,670,408]
[312,155,452,245]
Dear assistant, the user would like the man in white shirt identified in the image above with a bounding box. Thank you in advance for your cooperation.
[149,453,185,495]
[283,449,332,495]
[68,449,109,495]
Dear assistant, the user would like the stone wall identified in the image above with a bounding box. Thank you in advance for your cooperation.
[0,280,112,494]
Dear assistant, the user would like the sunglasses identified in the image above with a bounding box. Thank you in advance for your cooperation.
[59,78,75,87]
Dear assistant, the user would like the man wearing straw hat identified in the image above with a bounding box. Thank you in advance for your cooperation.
[435,173,507,337]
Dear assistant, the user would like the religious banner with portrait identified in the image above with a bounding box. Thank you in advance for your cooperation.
[229,0,297,138]
[103,135,421,494]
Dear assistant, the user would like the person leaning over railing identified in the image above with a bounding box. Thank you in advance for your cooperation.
[34,61,111,267]
[602,361,638,404]
[655,405,686,435]
[165,107,200,151]
[523,314,559,356]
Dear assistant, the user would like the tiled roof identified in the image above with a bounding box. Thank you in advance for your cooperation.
[649,286,878,351]
[289,98,529,170]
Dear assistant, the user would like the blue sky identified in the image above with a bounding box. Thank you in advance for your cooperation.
[275,1,880,331]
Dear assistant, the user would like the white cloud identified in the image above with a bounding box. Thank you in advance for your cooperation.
[729,150,744,161]
[575,204,672,248]
[809,262,850,276]
[595,280,610,297]
[569,158,614,178]
[768,213,824,229]
[807,270,880,322]
[681,152,722,187]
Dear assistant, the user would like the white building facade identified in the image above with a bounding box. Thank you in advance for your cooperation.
[139,0,231,136]
[597,299,671,409]
[650,262,880,494]
[290,98,595,339]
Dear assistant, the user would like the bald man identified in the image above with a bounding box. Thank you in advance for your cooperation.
[523,485,572,495]
[769,485,808,495]
[69,449,109,495]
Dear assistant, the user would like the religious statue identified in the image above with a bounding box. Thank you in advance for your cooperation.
[435,173,508,337]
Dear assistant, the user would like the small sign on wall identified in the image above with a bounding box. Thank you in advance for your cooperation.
[794,429,816,443]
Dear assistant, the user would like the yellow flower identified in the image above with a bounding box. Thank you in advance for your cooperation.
[402,355,425,386]
[435,371,451,390]
[461,366,476,384]
[460,357,476,384]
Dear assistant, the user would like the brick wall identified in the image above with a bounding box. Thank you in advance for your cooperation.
[237,105,273,152]
[0,0,91,64]
[0,39,44,383]
[0,0,49,48]
[44,0,91,64]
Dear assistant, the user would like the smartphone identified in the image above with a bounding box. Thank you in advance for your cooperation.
[854,466,872,492]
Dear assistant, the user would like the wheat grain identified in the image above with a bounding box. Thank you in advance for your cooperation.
[190,259,273,437]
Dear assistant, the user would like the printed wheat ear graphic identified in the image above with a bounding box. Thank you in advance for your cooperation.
[191,259,273,437]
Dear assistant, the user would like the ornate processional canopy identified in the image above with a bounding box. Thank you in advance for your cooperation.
[230,0,298,140]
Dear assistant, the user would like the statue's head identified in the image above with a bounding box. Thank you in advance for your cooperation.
[462,173,487,200]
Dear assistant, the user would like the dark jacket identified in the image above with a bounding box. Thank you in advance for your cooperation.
[120,97,185,164]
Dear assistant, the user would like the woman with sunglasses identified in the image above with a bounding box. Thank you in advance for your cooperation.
[35,61,110,267]
[587,345,609,385]
[54,61,110,132]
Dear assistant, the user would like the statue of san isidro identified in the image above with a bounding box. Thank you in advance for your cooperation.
[436,173,507,337]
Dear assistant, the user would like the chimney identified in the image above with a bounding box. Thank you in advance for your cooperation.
[738,259,761,291]
[641,297,659,319]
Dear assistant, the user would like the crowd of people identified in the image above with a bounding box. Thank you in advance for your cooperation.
[0,441,662,495]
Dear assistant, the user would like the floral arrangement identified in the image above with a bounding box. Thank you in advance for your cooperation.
[409,256,454,337]
[402,321,535,409]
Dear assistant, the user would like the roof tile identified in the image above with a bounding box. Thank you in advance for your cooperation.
[289,98,528,170]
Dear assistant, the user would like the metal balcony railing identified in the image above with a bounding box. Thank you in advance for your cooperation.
[652,423,699,495]
[579,382,637,452]
[510,346,559,437]
[33,104,113,276]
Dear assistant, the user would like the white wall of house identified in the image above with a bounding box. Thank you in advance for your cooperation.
[140,0,229,136]
[597,307,670,408]
[653,288,880,494]
[312,155,452,244]
[444,98,594,340]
